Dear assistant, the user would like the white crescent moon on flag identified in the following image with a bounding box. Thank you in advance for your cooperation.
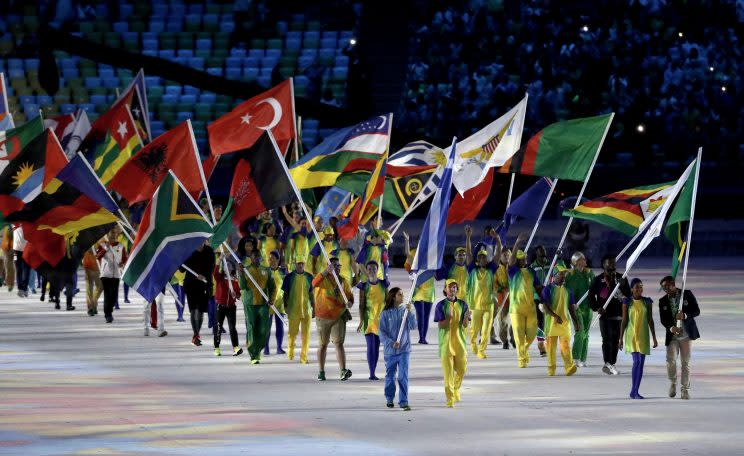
[256,97,282,130]
[378,115,387,130]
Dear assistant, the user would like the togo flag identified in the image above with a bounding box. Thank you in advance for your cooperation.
[122,173,212,302]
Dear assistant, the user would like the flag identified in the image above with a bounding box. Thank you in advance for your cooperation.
[337,148,388,240]
[208,79,295,155]
[410,137,457,273]
[289,114,391,189]
[389,140,446,167]
[0,116,45,169]
[624,159,697,271]
[315,186,351,224]
[122,174,212,302]
[208,197,234,249]
[452,95,527,194]
[0,72,13,131]
[334,164,436,217]
[496,177,554,240]
[664,160,699,278]
[0,128,68,215]
[115,69,151,142]
[79,100,142,186]
[60,109,92,157]
[57,154,120,214]
[109,121,203,204]
[499,113,612,181]
[446,168,495,225]
[563,182,675,236]
[44,113,75,143]
[228,131,296,227]
[290,124,318,210]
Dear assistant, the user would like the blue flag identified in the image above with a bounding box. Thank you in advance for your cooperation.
[315,186,351,224]
[497,177,553,242]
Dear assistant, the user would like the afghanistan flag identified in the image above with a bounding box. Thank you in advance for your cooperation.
[663,159,699,278]
[290,114,391,189]
[227,131,296,227]
[122,174,212,302]
[109,121,204,204]
[563,181,675,236]
[335,164,436,217]
[499,113,613,181]
[79,100,142,186]
[0,127,68,215]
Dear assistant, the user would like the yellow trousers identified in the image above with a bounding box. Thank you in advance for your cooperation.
[547,335,575,375]
[287,316,311,363]
[510,307,537,367]
[469,308,493,356]
[441,353,467,405]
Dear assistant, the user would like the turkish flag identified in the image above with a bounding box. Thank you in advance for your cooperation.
[447,168,495,225]
[208,80,295,156]
[109,121,203,205]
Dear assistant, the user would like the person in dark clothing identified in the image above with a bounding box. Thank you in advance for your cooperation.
[588,254,630,376]
[659,276,700,400]
[182,242,216,347]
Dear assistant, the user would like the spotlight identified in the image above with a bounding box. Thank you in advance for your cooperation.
[581,25,589,33]
[721,86,727,92]
[636,124,645,133]
[709,66,715,72]
[678,32,684,38]
[349,38,357,46]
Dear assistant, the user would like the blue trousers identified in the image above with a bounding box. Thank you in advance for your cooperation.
[413,301,432,343]
[384,352,410,406]
[207,296,216,328]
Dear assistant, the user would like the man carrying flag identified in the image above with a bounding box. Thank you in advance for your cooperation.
[0,72,13,131]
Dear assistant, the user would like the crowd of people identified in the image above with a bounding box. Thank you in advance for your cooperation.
[398,0,743,166]
[0,200,702,408]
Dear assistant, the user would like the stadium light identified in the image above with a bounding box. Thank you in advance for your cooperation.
[709,66,715,72]
[721,86,727,92]
[678,32,684,38]
[349,38,357,46]
[636,124,645,133]
[581,25,589,33]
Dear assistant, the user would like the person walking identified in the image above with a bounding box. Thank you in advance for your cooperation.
[96,227,127,323]
[589,254,631,375]
[433,279,470,408]
[379,287,416,411]
[566,252,594,367]
[620,278,658,399]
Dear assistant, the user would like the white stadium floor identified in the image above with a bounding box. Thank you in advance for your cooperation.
[1,260,743,455]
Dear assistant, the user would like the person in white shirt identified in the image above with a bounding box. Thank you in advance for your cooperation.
[12,226,30,297]
[95,227,128,323]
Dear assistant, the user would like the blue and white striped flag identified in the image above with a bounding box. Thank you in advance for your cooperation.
[410,137,457,273]
[389,140,444,167]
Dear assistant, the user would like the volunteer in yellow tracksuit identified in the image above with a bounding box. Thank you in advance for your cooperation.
[282,257,314,363]
[541,265,579,376]
[404,232,436,344]
[433,279,470,408]
[311,226,339,275]
[264,250,287,356]
[506,233,543,368]
[467,247,500,359]
[357,261,388,380]
[435,225,473,300]
[495,248,515,349]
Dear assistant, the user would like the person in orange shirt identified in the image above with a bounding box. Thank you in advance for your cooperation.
[312,256,354,381]
[83,246,103,316]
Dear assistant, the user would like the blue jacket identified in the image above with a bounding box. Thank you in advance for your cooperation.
[379,306,417,357]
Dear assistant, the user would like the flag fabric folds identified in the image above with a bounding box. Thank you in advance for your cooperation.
[446,168,495,225]
[563,181,674,236]
[289,114,391,189]
[0,72,13,131]
[44,114,75,144]
[208,197,234,249]
[122,174,213,302]
[337,148,388,240]
[109,121,203,204]
[663,161,699,278]
[115,69,151,142]
[60,110,92,158]
[0,116,45,170]
[315,186,351,224]
[389,140,446,167]
[56,154,120,214]
[499,113,612,181]
[410,138,457,273]
[496,177,554,240]
[208,79,295,155]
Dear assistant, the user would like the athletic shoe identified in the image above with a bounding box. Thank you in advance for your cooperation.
[510,340,516,349]
[681,389,690,400]
[263,349,270,355]
[40,295,45,302]
[277,348,286,355]
[105,317,113,323]
[191,336,200,346]
[250,359,260,364]
[318,371,326,381]
[341,369,352,381]
[502,342,509,350]
[66,305,75,311]
[54,303,61,310]
[669,383,677,398]
[87,309,95,316]
[566,364,578,376]
[402,405,411,411]
[610,364,619,375]
[547,370,556,377]
[300,358,309,364]
[214,348,222,356]
[539,351,547,357]
[477,352,487,359]
[490,336,500,345]
[602,363,612,375]
[158,330,168,337]
[454,389,461,403]
[369,375,380,381]
[386,401,394,408]
[233,347,243,356]
[420,340,428,344]
[144,328,150,336]
[446,401,454,408]
[124,299,130,304]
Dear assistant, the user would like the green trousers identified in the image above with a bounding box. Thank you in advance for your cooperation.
[244,304,270,361]
[572,303,593,362]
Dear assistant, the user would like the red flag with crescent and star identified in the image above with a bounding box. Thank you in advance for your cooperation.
[207,79,295,156]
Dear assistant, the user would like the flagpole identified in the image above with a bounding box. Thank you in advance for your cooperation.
[387,171,438,236]
[677,147,702,329]
[293,115,302,162]
[377,113,393,229]
[187,119,216,224]
[395,272,418,344]
[506,173,516,207]
[288,77,297,157]
[542,113,614,286]
[167,170,285,321]
[524,178,558,252]
[266,129,350,307]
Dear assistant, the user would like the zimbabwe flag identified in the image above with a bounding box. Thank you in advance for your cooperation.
[499,113,612,181]
[563,181,674,236]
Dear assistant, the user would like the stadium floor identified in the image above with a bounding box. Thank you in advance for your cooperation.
[1,260,742,455]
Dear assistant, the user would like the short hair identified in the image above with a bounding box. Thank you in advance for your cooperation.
[269,250,280,260]
[630,278,642,288]
[571,251,585,266]
[601,254,615,265]
[659,275,675,286]
[484,225,493,234]
[365,260,379,268]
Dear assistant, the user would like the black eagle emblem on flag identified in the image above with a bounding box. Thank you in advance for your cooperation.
[134,143,167,183]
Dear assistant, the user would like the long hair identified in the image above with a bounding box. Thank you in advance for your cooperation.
[384,287,401,310]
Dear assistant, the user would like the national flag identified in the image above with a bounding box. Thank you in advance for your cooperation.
[289,114,391,189]
[499,113,613,181]
[337,148,388,240]
[57,154,120,214]
[115,69,151,142]
[0,72,13,131]
[563,181,675,236]
[624,159,697,272]
[334,164,436,217]
[496,177,554,240]
[446,168,495,225]
[291,120,318,210]
[109,121,203,204]
[122,174,213,302]
[208,79,295,155]
[208,197,234,249]
[0,116,45,170]
[227,131,296,227]
[664,159,699,278]
[389,140,446,167]
[60,109,92,158]
[410,137,457,273]
[452,95,527,194]
[0,128,68,215]
[315,186,351,224]
[44,113,75,144]
[79,100,142,186]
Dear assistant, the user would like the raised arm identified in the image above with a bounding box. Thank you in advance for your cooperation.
[465,225,473,265]
[509,233,527,267]
[282,205,302,232]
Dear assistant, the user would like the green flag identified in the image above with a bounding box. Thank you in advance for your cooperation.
[663,161,698,278]
[209,197,234,249]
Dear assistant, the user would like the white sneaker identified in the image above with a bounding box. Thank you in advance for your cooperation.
[602,363,612,375]
[144,327,149,336]
[578,361,586,368]
[610,364,619,375]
